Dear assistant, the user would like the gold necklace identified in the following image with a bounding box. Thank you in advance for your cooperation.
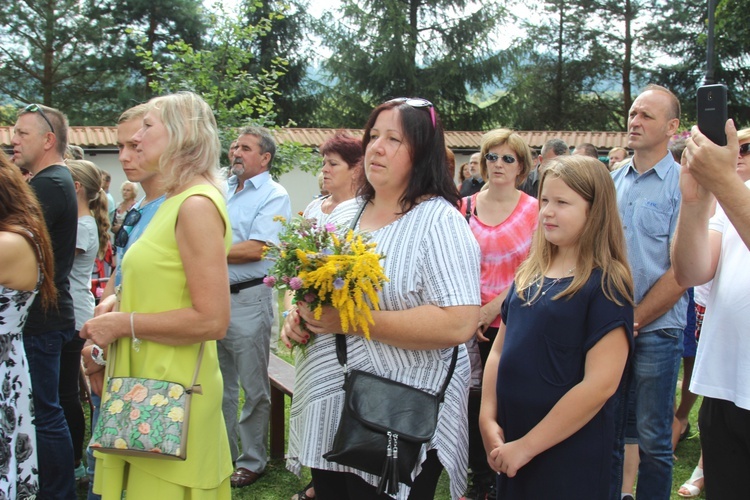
[524,267,575,306]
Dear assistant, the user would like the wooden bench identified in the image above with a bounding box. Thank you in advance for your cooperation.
[268,353,295,459]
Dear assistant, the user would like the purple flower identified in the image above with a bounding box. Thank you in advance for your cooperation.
[333,277,345,290]
[325,223,336,232]
[321,248,333,255]
[263,276,277,287]
[304,293,316,303]
[289,277,303,290]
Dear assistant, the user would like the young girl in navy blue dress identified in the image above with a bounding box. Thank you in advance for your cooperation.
[479,155,634,499]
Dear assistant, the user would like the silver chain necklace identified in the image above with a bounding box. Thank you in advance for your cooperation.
[524,267,575,306]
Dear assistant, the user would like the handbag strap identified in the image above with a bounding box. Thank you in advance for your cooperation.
[334,335,458,403]
[336,198,459,402]
[107,338,206,395]
[464,195,472,223]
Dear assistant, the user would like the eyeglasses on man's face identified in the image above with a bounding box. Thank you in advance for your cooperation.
[24,104,55,135]
[739,142,750,157]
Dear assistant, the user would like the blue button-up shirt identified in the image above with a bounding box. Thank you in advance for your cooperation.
[114,194,166,287]
[226,171,291,285]
[611,152,688,332]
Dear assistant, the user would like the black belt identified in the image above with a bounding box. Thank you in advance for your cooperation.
[230,277,265,293]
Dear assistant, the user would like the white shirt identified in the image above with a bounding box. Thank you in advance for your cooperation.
[690,183,750,410]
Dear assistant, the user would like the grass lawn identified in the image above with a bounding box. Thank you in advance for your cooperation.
[78,343,704,500]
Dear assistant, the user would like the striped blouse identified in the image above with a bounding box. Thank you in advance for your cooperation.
[286,196,481,499]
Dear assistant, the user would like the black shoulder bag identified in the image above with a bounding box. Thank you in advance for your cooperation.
[323,335,458,495]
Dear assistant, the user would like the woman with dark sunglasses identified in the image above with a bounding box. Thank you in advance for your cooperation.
[282,98,481,499]
[458,129,538,500]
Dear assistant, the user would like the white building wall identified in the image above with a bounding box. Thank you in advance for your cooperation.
[85,151,474,213]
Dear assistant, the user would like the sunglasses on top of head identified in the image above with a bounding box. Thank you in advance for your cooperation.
[387,97,436,129]
[740,143,750,157]
[485,153,516,164]
[24,104,55,135]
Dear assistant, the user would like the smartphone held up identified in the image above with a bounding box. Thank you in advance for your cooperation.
[697,83,728,146]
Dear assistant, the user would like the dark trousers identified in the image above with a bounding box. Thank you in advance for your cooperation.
[699,396,750,499]
[467,327,497,485]
[23,328,77,500]
[59,333,86,463]
[312,450,443,499]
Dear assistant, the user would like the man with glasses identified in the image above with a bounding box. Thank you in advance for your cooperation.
[522,138,570,198]
[80,103,166,500]
[11,103,78,499]
[459,152,484,196]
[221,127,291,488]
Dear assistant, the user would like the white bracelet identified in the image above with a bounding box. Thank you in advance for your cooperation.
[130,312,141,351]
[91,344,107,366]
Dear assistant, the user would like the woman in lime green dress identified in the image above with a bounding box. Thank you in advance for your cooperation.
[81,92,233,499]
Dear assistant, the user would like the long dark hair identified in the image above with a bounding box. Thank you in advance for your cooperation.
[0,152,57,309]
[360,100,460,213]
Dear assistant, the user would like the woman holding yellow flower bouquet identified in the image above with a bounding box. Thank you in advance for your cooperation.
[283,98,481,499]
[80,92,233,499]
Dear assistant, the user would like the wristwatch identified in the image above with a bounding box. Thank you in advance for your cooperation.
[91,344,107,366]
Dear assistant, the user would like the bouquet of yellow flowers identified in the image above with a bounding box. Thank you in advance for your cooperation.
[263,215,388,347]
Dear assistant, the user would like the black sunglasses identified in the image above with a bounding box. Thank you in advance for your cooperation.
[387,97,436,128]
[740,143,750,157]
[24,104,55,135]
[114,208,142,248]
[485,153,517,164]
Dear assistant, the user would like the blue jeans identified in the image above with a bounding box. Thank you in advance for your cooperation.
[23,329,78,500]
[611,328,683,499]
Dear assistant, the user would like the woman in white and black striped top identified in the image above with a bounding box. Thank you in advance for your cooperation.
[282,98,481,499]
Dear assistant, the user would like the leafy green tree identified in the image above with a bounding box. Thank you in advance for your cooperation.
[495,1,620,131]
[313,0,511,129]
[0,0,115,122]
[0,104,17,126]
[241,0,318,127]
[139,3,318,175]
[646,0,750,127]
[102,0,208,98]
[0,0,209,124]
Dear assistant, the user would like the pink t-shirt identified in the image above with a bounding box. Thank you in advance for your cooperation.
[459,192,538,327]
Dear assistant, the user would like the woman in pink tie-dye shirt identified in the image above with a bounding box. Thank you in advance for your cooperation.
[459,128,538,499]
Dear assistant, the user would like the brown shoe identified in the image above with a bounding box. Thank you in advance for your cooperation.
[230,467,262,488]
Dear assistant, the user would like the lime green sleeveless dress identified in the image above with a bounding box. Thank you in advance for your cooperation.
[93,184,233,499]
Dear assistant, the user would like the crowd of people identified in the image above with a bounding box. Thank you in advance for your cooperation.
[1,83,748,500]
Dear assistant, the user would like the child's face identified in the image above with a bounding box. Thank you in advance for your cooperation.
[539,177,589,251]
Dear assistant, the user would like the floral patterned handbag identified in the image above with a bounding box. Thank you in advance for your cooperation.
[89,340,205,460]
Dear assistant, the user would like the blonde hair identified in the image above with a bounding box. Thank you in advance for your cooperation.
[145,92,222,193]
[737,128,750,143]
[515,155,634,306]
[479,128,533,187]
[120,181,139,200]
[68,160,111,259]
[118,103,149,124]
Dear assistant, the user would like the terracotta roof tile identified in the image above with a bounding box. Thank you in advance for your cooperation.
[0,126,629,151]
